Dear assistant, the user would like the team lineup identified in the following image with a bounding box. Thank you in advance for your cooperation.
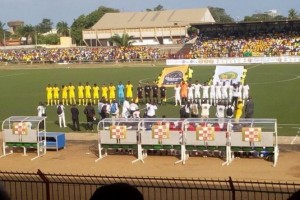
[45,81,167,106]
[44,75,252,122]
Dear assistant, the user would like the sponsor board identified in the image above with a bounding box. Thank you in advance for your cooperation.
[157,65,188,87]
[166,56,300,65]
[213,65,244,85]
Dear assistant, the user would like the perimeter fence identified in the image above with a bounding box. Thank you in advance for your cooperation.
[0,169,299,200]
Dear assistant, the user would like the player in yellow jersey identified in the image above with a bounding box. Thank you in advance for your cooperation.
[61,85,68,105]
[77,82,84,105]
[108,83,116,103]
[101,83,108,101]
[125,81,133,101]
[85,82,92,105]
[52,84,60,105]
[68,82,76,105]
[92,83,100,105]
[46,84,53,106]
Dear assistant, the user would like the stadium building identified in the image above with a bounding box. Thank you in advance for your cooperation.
[82,8,215,46]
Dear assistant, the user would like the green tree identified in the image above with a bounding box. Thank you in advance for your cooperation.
[243,13,274,22]
[208,7,234,23]
[70,6,119,45]
[0,21,5,32]
[36,18,53,33]
[187,26,198,37]
[146,4,164,11]
[38,34,60,45]
[56,21,69,36]
[16,24,36,44]
[0,21,6,44]
[70,15,86,45]
[153,5,164,11]
[273,15,287,21]
[288,9,298,19]
[109,33,134,47]
[85,6,119,28]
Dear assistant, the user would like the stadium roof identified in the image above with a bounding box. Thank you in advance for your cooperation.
[92,8,215,30]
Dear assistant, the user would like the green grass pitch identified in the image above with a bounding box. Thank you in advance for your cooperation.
[0,63,299,136]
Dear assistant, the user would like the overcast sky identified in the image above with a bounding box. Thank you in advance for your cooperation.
[0,0,299,27]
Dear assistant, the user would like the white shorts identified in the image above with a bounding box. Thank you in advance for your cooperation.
[195,92,201,98]
[203,92,209,99]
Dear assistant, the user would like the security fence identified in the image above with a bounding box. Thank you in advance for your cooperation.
[0,169,298,200]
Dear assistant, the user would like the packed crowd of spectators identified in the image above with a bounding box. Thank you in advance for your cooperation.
[0,46,165,63]
[1,28,300,63]
[188,29,300,58]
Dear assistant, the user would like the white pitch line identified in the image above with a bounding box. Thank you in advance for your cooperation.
[278,124,300,126]
[246,64,261,70]
[139,77,154,84]
[290,135,298,145]
[0,73,27,78]
[250,74,300,85]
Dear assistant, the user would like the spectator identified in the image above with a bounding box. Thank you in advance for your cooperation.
[84,102,95,131]
[70,104,80,131]
[129,101,140,118]
[146,101,157,118]
[57,102,67,128]
[235,99,244,122]
[110,100,119,118]
[226,104,234,119]
[121,98,130,118]
[37,102,46,117]
[216,101,226,128]
[90,183,143,200]
[190,100,199,118]
[244,96,254,118]
[37,101,46,129]
[100,100,108,120]
[200,100,211,118]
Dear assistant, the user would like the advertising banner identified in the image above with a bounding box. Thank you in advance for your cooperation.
[157,65,189,87]
[213,65,244,85]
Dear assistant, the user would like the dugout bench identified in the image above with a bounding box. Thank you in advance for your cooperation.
[96,118,279,167]
[1,116,47,160]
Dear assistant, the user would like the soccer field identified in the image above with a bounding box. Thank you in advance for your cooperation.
[0,63,299,136]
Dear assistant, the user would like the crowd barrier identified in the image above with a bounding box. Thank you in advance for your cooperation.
[96,118,279,166]
[166,56,300,65]
[1,116,47,160]
[0,58,165,66]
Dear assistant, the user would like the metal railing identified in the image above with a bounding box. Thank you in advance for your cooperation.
[0,58,167,66]
[0,170,298,200]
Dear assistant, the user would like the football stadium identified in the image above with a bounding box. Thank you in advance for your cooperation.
[0,6,300,200]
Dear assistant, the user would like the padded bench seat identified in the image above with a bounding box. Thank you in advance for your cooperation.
[102,144,138,149]
[142,145,174,150]
[6,142,38,148]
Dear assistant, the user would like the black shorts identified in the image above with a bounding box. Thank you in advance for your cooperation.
[138,93,143,99]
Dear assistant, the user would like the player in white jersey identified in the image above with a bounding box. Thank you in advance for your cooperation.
[193,80,202,104]
[174,84,181,106]
[215,82,222,104]
[242,83,250,101]
[238,82,243,99]
[202,82,209,101]
[228,83,234,104]
[187,83,194,102]
[221,82,228,102]
[209,84,216,106]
